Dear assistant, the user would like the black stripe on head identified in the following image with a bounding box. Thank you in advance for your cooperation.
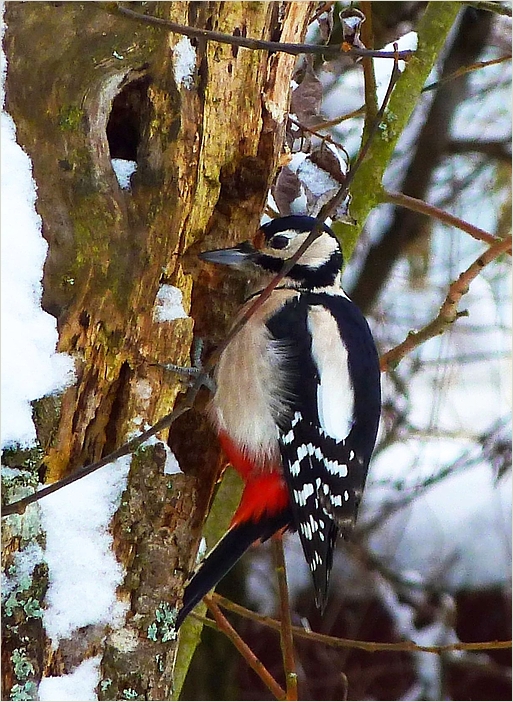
[260,216,335,241]
[255,251,343,288]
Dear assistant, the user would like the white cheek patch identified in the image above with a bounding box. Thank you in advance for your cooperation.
[307,306,354,442]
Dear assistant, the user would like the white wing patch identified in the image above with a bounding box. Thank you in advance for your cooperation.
[307,306,354,442]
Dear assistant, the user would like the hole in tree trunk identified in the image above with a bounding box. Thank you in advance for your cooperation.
[106,76,151,161]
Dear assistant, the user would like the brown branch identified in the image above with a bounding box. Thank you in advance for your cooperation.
[1,396,196,516]
[383,190,501,247]
[422,54,512,92]
[204,596,287,701]
[445,138,512,162]
[380,234,512,372]
[272,537,298,701]
[346,44,402,178]
[211,594,512,655]
[309,2,336,26]
[310,105,366,131]
[360,2,379,128]
[287,115,350,165]
[464,1,512,17]
[98,3,414,60]
[1,36,403,517]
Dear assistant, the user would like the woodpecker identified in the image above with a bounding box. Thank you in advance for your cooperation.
[176,215,381,629]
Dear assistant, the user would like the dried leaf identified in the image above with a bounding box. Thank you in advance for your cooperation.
[272,166,302,216]
[290,59,323,127]
[339,7,367,50]
[317,6,334,44]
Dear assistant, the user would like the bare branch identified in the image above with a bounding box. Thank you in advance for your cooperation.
[272,537,298,701]
[287,115,349,163]
[422,53,512,92]
[1,397,195,516]
[360,2,379,127]
[445,138,512,162]
[98,3,414,60]
[464,1,512,17]
[310,106,366,131]
[380,234,512,372]
[204,595,287,701]
[383,189,502,247]
[212,594,512,655]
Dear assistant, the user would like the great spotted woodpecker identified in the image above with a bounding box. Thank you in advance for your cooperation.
[176,215,381,629]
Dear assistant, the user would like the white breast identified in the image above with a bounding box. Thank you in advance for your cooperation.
[210,290,298,464]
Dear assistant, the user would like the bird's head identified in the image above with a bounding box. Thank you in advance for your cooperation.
[200,215,343,290]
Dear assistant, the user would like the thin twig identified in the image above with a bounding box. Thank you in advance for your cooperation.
[309,2,336,27]
[288,115,350,166]
[360,2,379,128]
[309,106,366,131]
[422,53,512,92]
[464,1,512,17]
[1,397,196,516]
[272,537,298,701]
[99,3,414,60]
[383,190,501,247]
[343,44,402,182]
[362,415,511,534]
[211,594,512,655]
[1,37,402,517]
[445,137,511,162]
[380,234,512,372]
[204,596,287,701]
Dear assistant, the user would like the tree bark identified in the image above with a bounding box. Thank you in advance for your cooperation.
[2,2,314,699]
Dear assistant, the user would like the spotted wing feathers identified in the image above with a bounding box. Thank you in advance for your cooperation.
[279,412,365,610]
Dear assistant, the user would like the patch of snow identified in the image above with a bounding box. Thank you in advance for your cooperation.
[297,158,338,198]
[172,36,196,89]
[111,158,137,190]
[197,537,207,562]
[163,444,182,475]
[38,656,101,702]
[290,188,309,215]
[39,456,131,645]
[288,151,308,172]
[126,426,183,476]
[1,33,75,449]
[153,284,189,322]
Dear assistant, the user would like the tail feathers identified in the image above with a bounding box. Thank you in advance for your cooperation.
[307,520,339,614]
[176,509,292,629]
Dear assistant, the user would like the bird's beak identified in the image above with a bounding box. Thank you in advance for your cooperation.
[199,240,256,268]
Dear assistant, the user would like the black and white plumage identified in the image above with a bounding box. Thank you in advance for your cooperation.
[176,215,381,628]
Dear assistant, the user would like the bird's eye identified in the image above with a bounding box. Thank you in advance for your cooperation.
[269,235,289,250]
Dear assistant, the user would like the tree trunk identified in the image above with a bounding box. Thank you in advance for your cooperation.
[2,2,314,699]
